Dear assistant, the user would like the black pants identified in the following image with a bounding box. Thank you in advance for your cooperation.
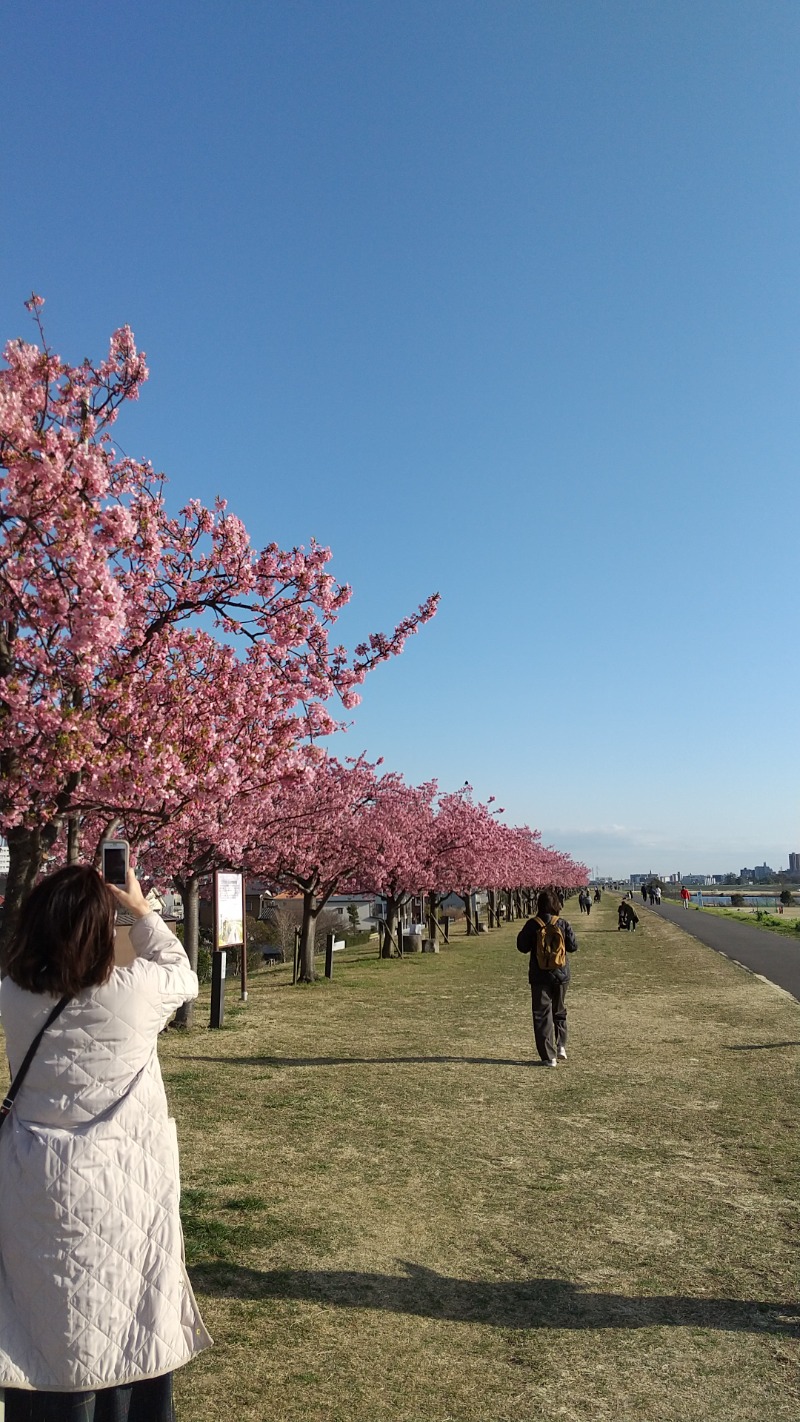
[4,1374,175,1422]
[531,977,568,1062]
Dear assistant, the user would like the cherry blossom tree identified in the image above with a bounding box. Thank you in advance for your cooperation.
[242,754,380,981]
[489,826,587,919]
[0,299,437,946]
[359,774,439,957]
[72,636,304,1021]
[421,791,587,934]
[425,787,505,934]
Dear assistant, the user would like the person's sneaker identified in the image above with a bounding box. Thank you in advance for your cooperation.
[538,1058,557,1067]
[557,1047,567,1061]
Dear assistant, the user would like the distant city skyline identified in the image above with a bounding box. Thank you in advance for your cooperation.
[543,825,800,883]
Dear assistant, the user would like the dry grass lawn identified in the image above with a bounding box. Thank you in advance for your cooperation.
[158,899,795,1419]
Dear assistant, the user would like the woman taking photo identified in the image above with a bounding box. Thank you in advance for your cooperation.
[0,863,211,1421]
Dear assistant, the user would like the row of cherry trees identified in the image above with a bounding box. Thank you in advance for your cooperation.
[217,761,587,983]
[0,301,587,994]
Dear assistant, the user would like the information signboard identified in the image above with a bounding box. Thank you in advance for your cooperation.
[214,871,244,948]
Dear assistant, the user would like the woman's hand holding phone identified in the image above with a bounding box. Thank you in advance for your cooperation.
[108,870,152,920]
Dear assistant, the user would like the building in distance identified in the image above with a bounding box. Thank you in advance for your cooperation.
[740,863,775,883]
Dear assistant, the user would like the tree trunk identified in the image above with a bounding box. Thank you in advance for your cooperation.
[66,816,81,865]
[172,875,200,1029]
[298,890,317,981]
[382,897,401,958]
[458,893,474,935]
[0,827,45,958]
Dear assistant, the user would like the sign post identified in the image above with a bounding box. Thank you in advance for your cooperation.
[210,871,244,1029]
[240,877,248,1002]
[210,950,227,1029]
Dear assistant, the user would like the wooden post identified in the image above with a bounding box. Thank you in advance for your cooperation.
[325,931,335,979]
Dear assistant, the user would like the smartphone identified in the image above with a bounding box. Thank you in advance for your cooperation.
[101,840,129,887]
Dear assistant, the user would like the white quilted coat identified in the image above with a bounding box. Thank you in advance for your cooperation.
[0,912,212,1391]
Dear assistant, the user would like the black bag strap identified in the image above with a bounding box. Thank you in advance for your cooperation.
[0,994,71,1130]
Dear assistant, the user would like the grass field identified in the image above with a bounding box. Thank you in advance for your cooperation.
[692,903,800,938]
[154,895,800,1422]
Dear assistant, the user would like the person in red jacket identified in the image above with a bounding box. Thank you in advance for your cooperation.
[680,885,691,908]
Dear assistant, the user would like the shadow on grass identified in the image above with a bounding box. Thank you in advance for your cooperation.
[188,1260,799,1335]
[725,1041,800,1051]
[178,1054,532,1068]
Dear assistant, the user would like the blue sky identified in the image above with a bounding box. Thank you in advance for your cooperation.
[2,1,798,877]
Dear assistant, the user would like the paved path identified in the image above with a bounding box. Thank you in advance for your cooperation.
[648,900,800,1002]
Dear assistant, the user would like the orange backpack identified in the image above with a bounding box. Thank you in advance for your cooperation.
[533,915,566,971]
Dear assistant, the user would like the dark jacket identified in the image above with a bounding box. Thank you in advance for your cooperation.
[516,913,578,985]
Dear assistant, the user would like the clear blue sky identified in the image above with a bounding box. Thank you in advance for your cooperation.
[2,1,798,877]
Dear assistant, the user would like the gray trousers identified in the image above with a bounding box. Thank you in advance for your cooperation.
[531,977,568,1062]
[3,1376,174,1422]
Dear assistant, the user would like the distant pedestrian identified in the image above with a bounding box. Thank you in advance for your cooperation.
[654,886,662,905]
[680,885,691,909]
[517,887,578,1066]
[641,884,648,904]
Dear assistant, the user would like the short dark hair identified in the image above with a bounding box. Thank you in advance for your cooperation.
[3,865,116,996]
[536,886,563,917]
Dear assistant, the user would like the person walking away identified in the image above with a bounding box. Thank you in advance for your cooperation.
[517,887,578,1066]
[0,864,211,1420]
[641,884,648,904]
